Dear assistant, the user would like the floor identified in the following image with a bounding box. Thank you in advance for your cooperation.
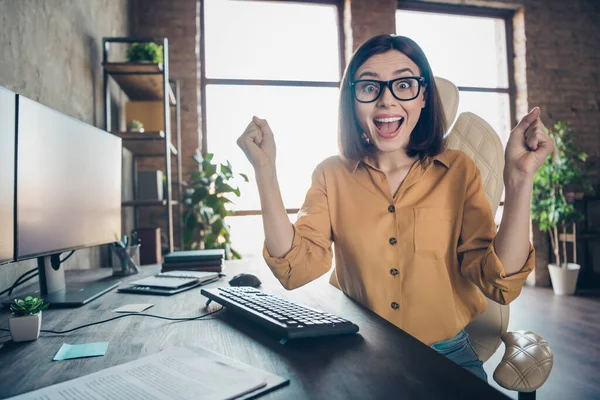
[484,285,600,400]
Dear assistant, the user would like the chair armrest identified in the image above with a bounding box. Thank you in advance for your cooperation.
[493,330,554,392]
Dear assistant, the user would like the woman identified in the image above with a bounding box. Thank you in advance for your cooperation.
[236,35,554,381]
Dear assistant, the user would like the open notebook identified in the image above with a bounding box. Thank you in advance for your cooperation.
[118,271,220,295]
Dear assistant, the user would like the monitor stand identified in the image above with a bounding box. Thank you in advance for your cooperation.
[2,255,120,308]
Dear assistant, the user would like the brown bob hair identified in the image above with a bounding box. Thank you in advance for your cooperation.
[338,35,447,162]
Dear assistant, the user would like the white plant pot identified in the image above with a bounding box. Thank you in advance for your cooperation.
[9,312,42,342]
[548,263,581,295]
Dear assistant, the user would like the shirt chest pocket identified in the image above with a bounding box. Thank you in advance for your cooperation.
[414,208,454,259]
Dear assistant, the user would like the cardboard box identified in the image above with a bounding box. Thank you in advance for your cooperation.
[125,101,165,131]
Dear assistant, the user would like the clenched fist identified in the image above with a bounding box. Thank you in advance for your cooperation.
[237,116,277,169]
[504,107,555,182]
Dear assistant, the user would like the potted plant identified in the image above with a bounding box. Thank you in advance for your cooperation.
[182,151,248,259]
[126,119,144,133]
[531,121,594,295]
[8,296,48,342]
[126,42,163,64]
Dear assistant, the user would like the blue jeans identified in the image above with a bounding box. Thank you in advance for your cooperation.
[431,330,488,381]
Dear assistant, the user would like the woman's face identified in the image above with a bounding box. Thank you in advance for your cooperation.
[353,50,426,155]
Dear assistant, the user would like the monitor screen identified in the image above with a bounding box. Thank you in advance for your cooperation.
[16,95,122,260]
[0,87,15,264]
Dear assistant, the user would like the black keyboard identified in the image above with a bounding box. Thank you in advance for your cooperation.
[201,287,359,339]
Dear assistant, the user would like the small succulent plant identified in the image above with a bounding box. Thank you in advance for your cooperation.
[127,120,144,132]
[10,296,48,317]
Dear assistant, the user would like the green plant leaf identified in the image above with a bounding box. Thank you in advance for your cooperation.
[230,248,242,259]
[220,163,232,175]
[239,173,249,182]
[10,296,48,316]
[191,186,209,204]
[203,162,217,177]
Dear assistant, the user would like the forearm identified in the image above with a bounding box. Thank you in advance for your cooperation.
[255,165,295,258]
[495,176,534,276]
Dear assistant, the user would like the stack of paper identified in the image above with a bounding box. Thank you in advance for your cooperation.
[10,346,288,400]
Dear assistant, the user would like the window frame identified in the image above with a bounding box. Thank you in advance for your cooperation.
[396,1,517,129]
[199,0,345,215]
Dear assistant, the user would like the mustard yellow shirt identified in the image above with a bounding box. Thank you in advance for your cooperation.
[263,148,535,345]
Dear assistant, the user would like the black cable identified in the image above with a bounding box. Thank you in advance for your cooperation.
[0,251,75,297]
[59,251,75,264]
[0,307,223,335]
[7,273,39,296]
[0,268,39,297]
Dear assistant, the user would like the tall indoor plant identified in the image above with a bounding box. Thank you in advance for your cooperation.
[531,121,593,294]
[182,151,248,259]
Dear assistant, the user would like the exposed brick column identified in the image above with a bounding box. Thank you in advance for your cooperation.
[131,0,201,180]
[130,0,202,250]
[345,0,397,59]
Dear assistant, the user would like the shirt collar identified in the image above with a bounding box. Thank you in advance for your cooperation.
[349,149,450,173]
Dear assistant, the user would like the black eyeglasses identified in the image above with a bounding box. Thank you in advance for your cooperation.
[350,76,426,103]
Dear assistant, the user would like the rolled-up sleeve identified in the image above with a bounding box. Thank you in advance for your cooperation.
[458,163,535,305]
[263,164,333,290]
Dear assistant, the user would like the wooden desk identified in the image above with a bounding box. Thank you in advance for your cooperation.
[0,260,509,399]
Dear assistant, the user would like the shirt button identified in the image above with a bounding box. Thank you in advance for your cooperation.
[391,302,399,310]
[390,268,399,276]
[388,205,395,213]
[389,237,397,245]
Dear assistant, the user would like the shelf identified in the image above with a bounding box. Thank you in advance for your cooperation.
[122,200,180,207]
[103,62,176,105]
[113,131,177,156]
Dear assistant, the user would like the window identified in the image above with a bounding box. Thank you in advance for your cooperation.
[396,5,514,223]
[202,0,342,214]
[395,7,514,145]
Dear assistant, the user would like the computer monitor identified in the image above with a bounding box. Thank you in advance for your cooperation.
[10,95,122,307]
[0,87,15,265]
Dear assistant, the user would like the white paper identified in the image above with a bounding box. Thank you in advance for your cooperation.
[112,304,155,313]
[9,347,267,400]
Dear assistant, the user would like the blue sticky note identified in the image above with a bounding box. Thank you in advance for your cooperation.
[53,342,109,361]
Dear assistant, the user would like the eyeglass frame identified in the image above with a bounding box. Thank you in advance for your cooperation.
[350,76,427,103]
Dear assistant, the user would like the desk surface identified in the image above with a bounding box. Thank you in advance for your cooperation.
[0,260,509,399]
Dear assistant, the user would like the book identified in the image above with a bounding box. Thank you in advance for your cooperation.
[128,271,219,289]
[164,249,224,264]
[118,271,221,296]
[163,258,224,268]
[162,265,223,273]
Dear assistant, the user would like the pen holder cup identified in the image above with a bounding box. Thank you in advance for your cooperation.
[111,244,141,276]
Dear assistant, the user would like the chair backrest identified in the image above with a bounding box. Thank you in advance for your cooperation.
[439,77,509,363]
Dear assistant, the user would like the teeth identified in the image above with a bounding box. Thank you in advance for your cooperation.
[374,117,404,123]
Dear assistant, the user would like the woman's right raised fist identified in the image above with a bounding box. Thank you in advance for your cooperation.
[237,116,277,169]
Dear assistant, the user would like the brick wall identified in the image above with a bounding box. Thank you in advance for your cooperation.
[130,0,201,250]
[131,0,201,180]
[344,0,397,62]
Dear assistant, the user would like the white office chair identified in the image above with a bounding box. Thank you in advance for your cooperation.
[438,77,554,399]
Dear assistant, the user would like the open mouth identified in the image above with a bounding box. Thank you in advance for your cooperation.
[373,116,404,139]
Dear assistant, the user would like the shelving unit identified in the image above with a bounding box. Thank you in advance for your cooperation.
[102,37,182,254]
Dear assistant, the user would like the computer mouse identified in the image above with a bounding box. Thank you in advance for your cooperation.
[228,273,262,287]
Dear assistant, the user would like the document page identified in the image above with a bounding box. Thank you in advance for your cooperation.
[10,347,267,400]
